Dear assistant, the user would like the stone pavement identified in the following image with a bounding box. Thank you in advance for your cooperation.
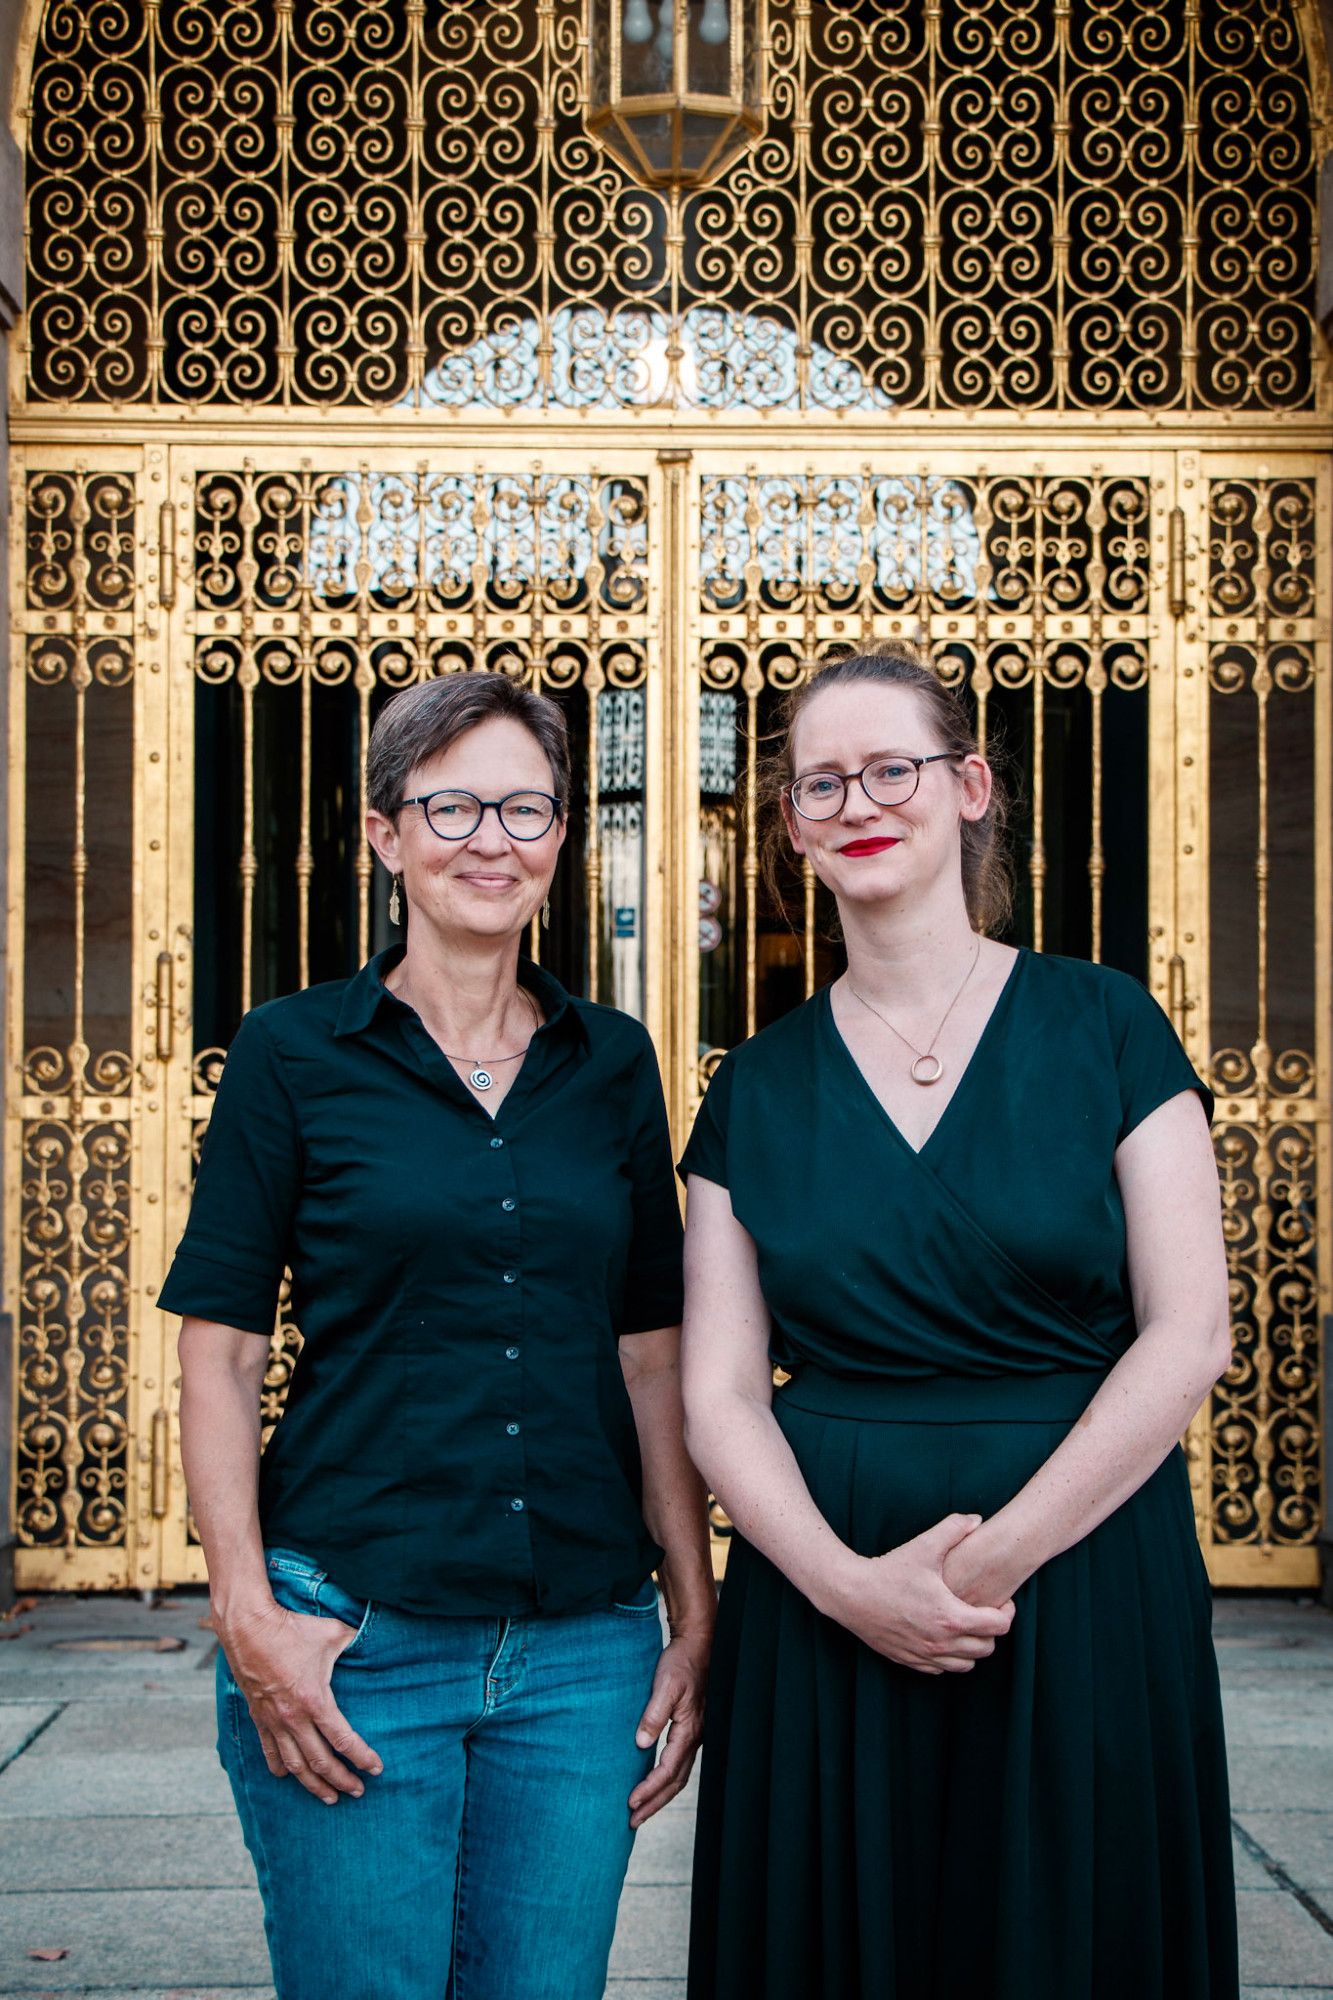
[0,1589,1330,1997]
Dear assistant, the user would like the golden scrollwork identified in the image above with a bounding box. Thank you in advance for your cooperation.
[1202,472,1324,1564]
[22,0,1327,413]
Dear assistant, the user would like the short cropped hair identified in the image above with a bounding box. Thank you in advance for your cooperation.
[367,670,571,821]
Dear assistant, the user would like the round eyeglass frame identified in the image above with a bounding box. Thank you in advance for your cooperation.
[396,788,563,841]
[787,751,959,822]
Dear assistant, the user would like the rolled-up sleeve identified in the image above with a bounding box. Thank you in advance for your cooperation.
[157,1012,302,1336]
[619,1036,685,1335]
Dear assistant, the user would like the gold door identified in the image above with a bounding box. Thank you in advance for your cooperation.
[6,438,1329,1591]
[9,0,1332,1597]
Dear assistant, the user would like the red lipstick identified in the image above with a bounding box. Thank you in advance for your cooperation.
[839,837,902,857]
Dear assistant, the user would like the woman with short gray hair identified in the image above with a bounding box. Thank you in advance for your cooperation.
[162,671,714,2000]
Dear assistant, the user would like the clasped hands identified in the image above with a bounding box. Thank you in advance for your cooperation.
[820,1512,1024,1676]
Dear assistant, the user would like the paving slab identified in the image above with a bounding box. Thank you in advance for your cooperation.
[0,1889,271,1992]
[626,1801,696,1886]
[604,1987,686,1998]
[1237,1813,1333,1895]
[1234,1831,1284,1890]
[1236,1889,1333,1988]
[1223,1686,1333,1750]
[1228,1746,1333,1814]
[0,1744,231,1821]
[0,1813,253,1892]
[608,1886,691,1982]
[0,1707,60,1772]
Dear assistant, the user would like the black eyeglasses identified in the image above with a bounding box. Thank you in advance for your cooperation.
[787,751,959,821]
[396,789,562,841]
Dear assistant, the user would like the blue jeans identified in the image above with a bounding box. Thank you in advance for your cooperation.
[217,1548,663,2000]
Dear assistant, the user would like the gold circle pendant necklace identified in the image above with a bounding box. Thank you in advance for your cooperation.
[847,937,982,1086]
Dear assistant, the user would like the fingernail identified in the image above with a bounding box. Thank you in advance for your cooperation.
[370,1764,383,1777]
[636,1730,652,1747]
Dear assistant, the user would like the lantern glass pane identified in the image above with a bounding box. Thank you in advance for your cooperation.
[687,0,734,95]
[624,110,675,174]
[621,0,675,95]
[679,110,723,170]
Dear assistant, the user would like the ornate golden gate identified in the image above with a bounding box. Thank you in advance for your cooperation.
[6,0,1332,1592]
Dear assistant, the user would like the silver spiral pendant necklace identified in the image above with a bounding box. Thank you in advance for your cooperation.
[440,991,541,1092]
[847,937,982,1086]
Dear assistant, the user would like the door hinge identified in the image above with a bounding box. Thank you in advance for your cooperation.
[150,1406,170,1521]
[158,501,177,609]
[1168,506,1187,619]
[155,951,174,1063]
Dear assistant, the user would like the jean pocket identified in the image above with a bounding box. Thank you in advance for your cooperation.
[610,1575,660,1616]
[316,1572,376,1661]
[264,1548,376,1660]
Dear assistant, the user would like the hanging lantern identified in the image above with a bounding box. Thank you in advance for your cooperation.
[586,0,767,192]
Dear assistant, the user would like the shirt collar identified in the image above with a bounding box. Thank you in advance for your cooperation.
[334,946,582,1046]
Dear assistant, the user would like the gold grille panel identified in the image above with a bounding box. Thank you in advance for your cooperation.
[22,0,1326,412]
[14,468,139,1565]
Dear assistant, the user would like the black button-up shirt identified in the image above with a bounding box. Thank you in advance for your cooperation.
[158,951,684,1618]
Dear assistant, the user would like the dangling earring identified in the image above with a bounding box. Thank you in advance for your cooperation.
[389,875,402,926]
[541,897,551,930]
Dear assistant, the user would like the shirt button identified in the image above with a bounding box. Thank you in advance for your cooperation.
[501,1197,516,1212]
[490,1136,504,1150]
[510,1497,525,1512]
[506,1422,520,1436]
[502,1270,517,1285]
[505,1346,520,1361]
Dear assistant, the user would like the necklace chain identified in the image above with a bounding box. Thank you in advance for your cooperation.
[847,937,982,1087]
[439,987,541,1085]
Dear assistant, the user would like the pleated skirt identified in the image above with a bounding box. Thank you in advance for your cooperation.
[689,1371,1238,2000]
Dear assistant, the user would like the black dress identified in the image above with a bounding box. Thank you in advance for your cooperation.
[679,952,1238,2000]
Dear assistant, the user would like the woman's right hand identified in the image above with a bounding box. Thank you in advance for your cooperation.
[820,1513,1016,1673]
[218,1596,384,1804]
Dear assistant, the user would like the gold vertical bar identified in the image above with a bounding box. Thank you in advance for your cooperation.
[585,476,606,1001]
[972,474,992,762]
[923,0,940,412]
[1312,464,1332,1585]
[237,469,261,1015]
[657,448,694,1144]
[276,0,294,404]
[407,0,425,404]
[144,3,162,399]
[1089,678,1104,963]
[297,473,315,987]
[741,465,763,1042]
[63,471,91,1554]
[297,658,312,990]
[1250,480,1273,1549]
[803,860,816,997]
[355,467,374,965]
[1086,475,1107,964]
[1029,484,1046,953]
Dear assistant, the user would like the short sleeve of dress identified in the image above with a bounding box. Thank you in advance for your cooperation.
[157,1011,303,1335]
[1110,975,1214,1145]
[677,1050,737,1189]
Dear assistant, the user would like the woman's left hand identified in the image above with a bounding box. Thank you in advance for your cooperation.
[627,1630,710,1829]
[941,1518,1028,1613]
